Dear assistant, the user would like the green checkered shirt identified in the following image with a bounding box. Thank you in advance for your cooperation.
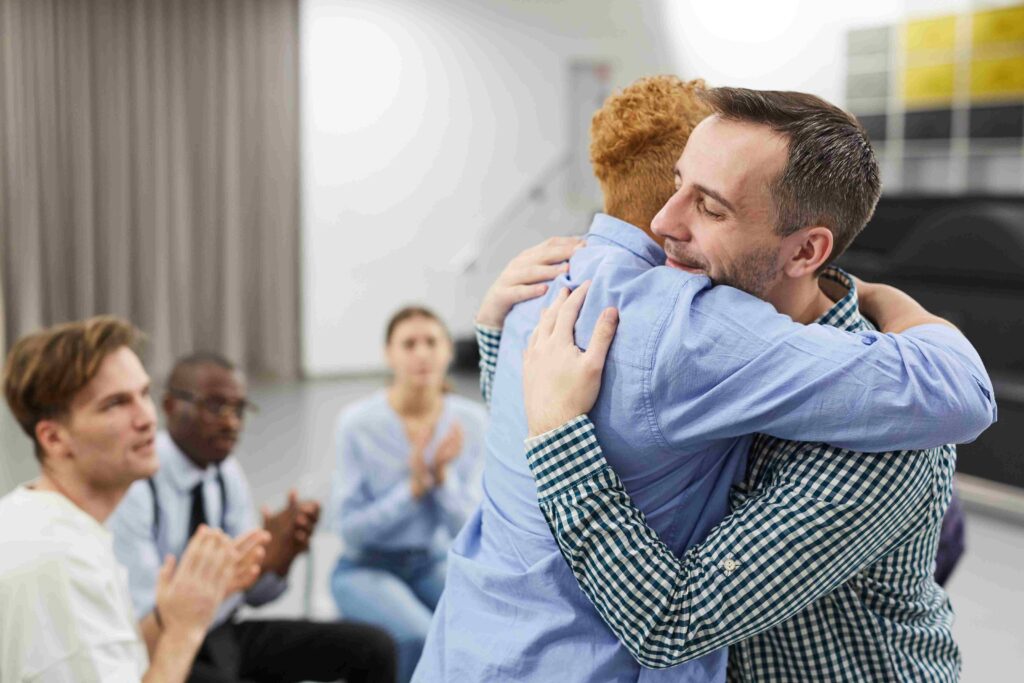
[476,267,960,682]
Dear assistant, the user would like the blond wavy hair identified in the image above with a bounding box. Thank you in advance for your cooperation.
[591,76,711,231]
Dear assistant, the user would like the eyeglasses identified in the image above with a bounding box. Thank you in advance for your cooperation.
[167,388,259,420]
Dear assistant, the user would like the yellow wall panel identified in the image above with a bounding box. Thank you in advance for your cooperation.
[971,56,1024,99]
[973,6,1024,46]
[904,63,956,104]
[905,16,958,51]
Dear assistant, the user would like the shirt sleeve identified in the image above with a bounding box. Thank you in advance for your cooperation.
[331,416,428,549]
[653,282,996,453]
[108,481,161,619]
[524,416,940,668]
[475,323,502,407]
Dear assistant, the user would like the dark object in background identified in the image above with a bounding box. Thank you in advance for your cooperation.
[969,104,1024,140]
[453,336,481,373]
[904,108,954,140]
[935,488,966,587]
[838,195,1024,492]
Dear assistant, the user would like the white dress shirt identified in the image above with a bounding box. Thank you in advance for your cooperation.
[0,486,148,682]
[109,431,287,629]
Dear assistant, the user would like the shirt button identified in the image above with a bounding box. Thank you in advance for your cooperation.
[721,558,739,574]
[861,334,877,345]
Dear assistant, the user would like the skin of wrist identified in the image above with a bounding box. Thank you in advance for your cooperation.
[159,618,206,648]
[475,314,502,328]
[527,417,561,439]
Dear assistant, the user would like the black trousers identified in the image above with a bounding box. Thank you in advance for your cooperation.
[187,618,397,683]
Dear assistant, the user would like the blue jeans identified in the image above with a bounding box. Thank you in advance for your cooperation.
[331,548,446,683]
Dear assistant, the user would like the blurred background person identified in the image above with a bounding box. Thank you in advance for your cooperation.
[110,352,397,683]
[330,306,487,683]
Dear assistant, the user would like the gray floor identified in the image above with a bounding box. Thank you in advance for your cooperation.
[2,372,1022,680]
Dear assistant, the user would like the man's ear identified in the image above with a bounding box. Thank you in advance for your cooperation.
[782,226,833,279]
[35,419,67,462]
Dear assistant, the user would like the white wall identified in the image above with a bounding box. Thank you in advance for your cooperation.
[300,0,672,375]
[301,0,1020,376]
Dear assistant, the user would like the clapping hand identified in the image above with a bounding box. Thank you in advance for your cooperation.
[408,425,435,499]
[155,526,236,639]
[227,528,270,594]
[432,422,464,487]
[261,490,322,577]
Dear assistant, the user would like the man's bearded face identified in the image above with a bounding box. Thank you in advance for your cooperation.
[652,115,789,300]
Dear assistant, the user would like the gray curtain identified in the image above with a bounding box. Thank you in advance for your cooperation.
[0,0,301,379]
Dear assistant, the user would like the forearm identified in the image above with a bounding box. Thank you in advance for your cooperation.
[339,482,425,548]
[476,324,501,407]
[141,624,204,683]
[672,283,995,451]
[139,611,162,660]
[858,282,952,333]
[527,417,933,667]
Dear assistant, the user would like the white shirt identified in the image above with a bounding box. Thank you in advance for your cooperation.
[0,486,148,682]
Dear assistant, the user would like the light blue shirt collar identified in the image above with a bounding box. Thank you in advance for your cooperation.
[156,431,220,494]
[587,212,666,269]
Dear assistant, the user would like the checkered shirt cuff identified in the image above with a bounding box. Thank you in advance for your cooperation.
[525,415,607,501]
[475,325,501,366]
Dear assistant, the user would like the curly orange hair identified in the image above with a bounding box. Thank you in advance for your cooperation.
[590,76,711,234]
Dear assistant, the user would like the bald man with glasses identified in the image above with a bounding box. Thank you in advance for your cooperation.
[109,352,397,683]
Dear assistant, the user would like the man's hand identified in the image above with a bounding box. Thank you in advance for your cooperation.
[476,236,585,328]
[227,528,270,594]
[523,281,618,437]
[432,422,464,487]
[261,491,322,577]
[155,525,236,640]
[853,276,954,334]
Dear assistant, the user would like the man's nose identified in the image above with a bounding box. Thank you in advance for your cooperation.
[136,395,157,429]
[220,408,243,430]
[652,192,691,242]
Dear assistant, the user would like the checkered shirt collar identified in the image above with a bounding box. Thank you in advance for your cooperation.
[815,266,865,333]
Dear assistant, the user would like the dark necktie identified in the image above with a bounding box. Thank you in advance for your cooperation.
[188,482,207,538]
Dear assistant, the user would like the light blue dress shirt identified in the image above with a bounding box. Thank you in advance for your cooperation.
[331,391,488,555]
[413,214,995,682]
[109,431,287,628]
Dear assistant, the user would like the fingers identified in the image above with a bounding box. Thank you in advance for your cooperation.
[179,526,228,587]
[506,283,548,306]
[176,525,209,576]
[157,554,176,590]
[584,307,618,370]
[287,489,299,510]
[534,287,570,341]
[522,236,584,266]
[260,505,272,527]
[235,528,271,556]
[299,500,321,526]
[554,280,591,341]
[510,263,568,285]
